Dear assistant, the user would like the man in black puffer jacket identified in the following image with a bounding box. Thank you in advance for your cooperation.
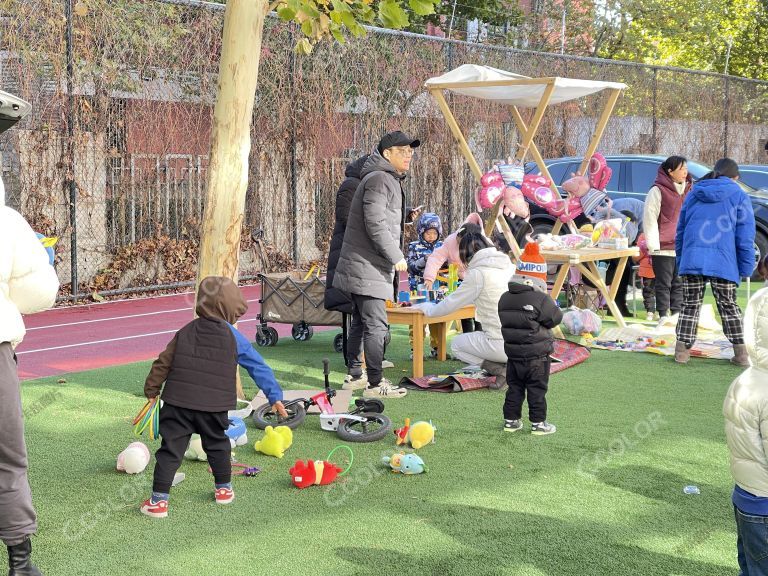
[324,155,369,314]
[497,243,563,436]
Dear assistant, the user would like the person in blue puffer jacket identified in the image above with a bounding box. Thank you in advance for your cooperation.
[674,158,755,366]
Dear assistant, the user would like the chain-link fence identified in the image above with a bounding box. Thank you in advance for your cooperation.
[1,0,767,298]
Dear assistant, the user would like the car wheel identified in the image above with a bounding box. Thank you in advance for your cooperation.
[754,230,768,280]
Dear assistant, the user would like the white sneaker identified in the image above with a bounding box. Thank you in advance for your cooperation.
[646,312,654,322]
[381,359,394,369]
[363,378,407,398]
[342,372,368,390]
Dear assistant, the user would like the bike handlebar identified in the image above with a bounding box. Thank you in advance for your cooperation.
[322,358,330,376]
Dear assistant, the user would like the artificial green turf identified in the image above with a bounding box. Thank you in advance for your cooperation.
[5,326,746,575]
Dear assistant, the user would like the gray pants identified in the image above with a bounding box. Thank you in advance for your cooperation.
[0,342,37,546]
[346,294,387,386]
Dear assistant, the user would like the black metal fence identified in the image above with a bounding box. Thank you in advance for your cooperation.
[1,0,766,298]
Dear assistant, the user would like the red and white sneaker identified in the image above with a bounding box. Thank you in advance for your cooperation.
[140,498,168,518]
[215,487,234,504]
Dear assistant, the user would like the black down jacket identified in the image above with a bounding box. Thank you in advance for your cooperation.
[324,155,369,314]
[498,282,563,361]
[333,150,408,302]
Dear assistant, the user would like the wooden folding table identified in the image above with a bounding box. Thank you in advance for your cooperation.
[542,246,639,328]
[386,305,476,378]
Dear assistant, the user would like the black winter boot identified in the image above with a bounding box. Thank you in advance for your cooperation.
[480,360,507,390]
[7,538,43,576]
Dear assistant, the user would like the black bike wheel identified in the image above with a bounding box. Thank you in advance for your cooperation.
[333,333,344,353]
[267,327,279,346]
[336,412,391,443]
[251,402,305,430]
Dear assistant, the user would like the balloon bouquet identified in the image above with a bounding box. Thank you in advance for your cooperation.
[476,153,613,227]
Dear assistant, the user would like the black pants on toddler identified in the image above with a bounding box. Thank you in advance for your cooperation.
[503,356,551,423]
[153,403,231,493]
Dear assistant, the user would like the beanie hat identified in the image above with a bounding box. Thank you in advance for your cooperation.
[512,242,548,292]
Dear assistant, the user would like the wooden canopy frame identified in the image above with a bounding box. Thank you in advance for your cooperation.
[426,67,626,259]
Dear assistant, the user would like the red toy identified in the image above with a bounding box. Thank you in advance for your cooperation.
[289,460,343,489]
[289,445,353,489]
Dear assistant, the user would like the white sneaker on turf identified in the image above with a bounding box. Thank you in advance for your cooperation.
[342,372,368,390]
[381,359,394,369]
[363,378,407,398]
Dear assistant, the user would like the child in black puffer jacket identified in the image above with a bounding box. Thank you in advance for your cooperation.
[497,243,563,435]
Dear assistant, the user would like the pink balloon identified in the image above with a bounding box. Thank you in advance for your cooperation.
[480,172,504,187]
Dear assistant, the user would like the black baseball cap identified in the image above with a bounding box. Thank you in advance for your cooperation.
[378,131,420,154]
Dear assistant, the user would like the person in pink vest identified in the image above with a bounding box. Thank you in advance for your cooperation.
[642,156,692,325]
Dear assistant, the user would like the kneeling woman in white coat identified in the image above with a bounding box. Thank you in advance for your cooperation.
[414,229,513,366]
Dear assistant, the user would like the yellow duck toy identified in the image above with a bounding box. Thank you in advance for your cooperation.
[254,425,293,458]
[394,418,436,450]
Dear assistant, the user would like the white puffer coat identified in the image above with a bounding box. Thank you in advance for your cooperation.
[724,286,768,495]
[0,176,60,347]
[417,247,514,341]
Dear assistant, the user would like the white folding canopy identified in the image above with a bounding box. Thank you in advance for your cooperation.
[425,64,628,256]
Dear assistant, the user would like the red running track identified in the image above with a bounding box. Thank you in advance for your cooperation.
[15,275,410,381]
[15,285,331,380]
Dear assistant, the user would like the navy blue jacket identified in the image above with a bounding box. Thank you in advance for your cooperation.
[675,176,755,284]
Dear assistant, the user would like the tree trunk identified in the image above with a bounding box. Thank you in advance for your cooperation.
[196,0,267,399]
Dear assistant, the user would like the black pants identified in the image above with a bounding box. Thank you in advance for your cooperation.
[606,260,632,314]
[346,293,388,386]
[153,403,231,493]
[503,356,551,423]
[461,319,482,333]
[652,255,682,317]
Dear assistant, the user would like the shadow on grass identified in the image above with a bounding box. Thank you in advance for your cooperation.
[334,503,729,576]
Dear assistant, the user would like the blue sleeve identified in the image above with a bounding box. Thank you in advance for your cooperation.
[736,193,756,279]
[228,325,283,404]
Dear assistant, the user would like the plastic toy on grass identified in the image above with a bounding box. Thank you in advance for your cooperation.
[382,452,427,475]
[184,434,208,461]
[226,416,248,448]
[251,359,391,443]
[289,445,353,489]
[116,442,150,474]
[394,418,436,450]
[254,425,293,458]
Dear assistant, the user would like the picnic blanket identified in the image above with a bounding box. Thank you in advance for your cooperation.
[399,339,591,392]
[582,306,734,360]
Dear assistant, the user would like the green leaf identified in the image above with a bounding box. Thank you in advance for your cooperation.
[301,18,313,37]
[276,6,297,20]
[408,0,436,17]
[340,10,357,29]
[331,26,346,43]
[378,0,409,29]
[295,37,313,55]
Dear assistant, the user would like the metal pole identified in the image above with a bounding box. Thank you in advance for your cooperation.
[289,25,298,264]
[724,75,730,157]
[651,67,658,153]
[560,7,566,54]
[447,0,458,39]
[65,0,78,297]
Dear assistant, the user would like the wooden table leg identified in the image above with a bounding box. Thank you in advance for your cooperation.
[412,315,425,378]
[550,263,570,300]
[608,257,628,301]
[582,262,627,328]
[431,322,448,361]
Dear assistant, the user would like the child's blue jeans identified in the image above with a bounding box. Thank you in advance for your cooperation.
[736,506,768,575]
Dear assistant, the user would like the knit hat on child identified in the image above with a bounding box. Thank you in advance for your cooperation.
[511,242,548,292]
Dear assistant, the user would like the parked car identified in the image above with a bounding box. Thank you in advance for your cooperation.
[740,165,768,191]
[524,154,768,279]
